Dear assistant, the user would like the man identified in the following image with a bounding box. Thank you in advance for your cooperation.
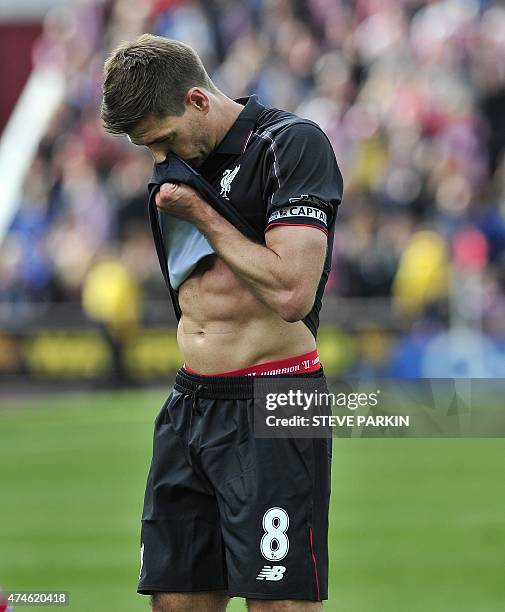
[101,34,343,612]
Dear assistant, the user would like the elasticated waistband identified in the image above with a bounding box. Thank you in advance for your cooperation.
[184,349,320,377]
[174,366,324,400]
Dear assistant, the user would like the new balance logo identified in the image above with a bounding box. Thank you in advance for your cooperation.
[256,565,286,581]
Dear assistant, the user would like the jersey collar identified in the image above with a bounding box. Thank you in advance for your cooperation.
[212,94,264,155]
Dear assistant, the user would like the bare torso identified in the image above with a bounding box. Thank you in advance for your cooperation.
[177,255,316,374]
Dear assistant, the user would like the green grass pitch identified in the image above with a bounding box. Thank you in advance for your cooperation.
[1,389,504,611]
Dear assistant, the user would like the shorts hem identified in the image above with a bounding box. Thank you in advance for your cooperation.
[139,586,326,601]
[138,585,227,595]
[228,590,326,601]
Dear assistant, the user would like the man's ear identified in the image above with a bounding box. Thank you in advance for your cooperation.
[185,87,210,113]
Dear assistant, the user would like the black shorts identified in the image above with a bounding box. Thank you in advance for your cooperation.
[138,367,332,601]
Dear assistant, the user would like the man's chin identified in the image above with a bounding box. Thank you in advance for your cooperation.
[186,153,209,168]
[187,158,202,167]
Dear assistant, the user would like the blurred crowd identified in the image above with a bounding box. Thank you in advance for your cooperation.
[2,0,505,374]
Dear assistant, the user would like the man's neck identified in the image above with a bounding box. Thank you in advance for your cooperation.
[211,94,246,148]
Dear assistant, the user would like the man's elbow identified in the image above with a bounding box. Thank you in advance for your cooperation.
[277,288,315,323]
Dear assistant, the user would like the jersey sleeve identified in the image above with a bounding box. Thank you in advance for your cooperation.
[262,122,343,236]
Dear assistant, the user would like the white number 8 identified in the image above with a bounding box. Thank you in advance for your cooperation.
[260,507,289,561]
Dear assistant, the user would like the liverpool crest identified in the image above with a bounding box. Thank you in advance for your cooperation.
[220,165,240,199]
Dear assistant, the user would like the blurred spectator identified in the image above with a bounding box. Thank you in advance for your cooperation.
[392,230,449,316]
[82,254,141,384]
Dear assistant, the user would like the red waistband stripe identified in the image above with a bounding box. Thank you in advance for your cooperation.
[183,349,320,377]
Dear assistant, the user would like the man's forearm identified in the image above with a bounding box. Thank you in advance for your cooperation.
[154,182,324,321]
[194,202,295,315]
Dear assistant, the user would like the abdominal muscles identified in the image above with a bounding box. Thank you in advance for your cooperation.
[176,255,316,373]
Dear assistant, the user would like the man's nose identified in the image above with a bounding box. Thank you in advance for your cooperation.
[151,150,166,164]
[147,145,168,164]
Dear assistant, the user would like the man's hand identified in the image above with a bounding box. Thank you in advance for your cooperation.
[155,182,211,224]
